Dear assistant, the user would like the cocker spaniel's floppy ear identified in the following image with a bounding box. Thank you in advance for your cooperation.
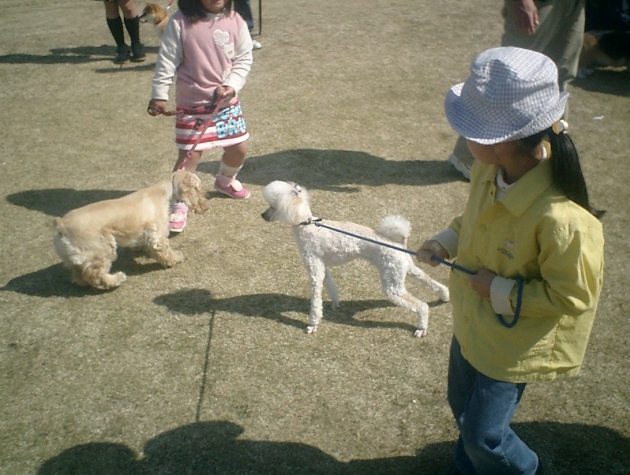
[173,171,209,214]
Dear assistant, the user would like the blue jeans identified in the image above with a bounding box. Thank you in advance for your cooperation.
[448,337,539,475]
[234,0,255,31]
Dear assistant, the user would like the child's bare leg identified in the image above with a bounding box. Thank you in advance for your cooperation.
[214,141,250,199]
[173,149,202,173]
[222,141,248,168]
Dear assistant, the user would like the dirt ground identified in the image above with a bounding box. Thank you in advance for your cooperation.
[1,1,629,474]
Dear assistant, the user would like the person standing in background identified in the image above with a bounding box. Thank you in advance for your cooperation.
[448,0,584,180]
[234,0,262,49]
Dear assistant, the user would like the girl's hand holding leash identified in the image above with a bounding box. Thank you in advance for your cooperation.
[146,85,233,117]
[147,99,167,116]
[416,240,449,267]
[416,241,495,299]
[214,85,235,109]
[468,268,496,299]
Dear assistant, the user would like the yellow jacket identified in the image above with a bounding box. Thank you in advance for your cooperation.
[434,158,604,382]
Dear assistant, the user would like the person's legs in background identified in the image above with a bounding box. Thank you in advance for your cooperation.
[234,0,262,50]
[104,0,145,64]
[448,0,585,180]
[502,0,584,114]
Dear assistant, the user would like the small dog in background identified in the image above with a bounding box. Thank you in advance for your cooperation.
[139,2,170,37]
[261,180,450,337]
[579,30,630,75]
[53,170,208,290]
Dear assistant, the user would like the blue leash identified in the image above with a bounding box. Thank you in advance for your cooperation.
[310,219,523,328]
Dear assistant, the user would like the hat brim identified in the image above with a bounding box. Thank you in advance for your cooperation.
[444,82,569,145]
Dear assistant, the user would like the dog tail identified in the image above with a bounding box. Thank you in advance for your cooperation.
[377,215,411,246]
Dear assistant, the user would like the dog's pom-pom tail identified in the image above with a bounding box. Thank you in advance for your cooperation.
[378,215,411,245]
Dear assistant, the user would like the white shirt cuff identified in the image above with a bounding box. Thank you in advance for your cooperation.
[432,229,459,259]
[490,276,517,315]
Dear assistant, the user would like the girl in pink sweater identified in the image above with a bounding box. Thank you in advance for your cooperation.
[148,0,254,232]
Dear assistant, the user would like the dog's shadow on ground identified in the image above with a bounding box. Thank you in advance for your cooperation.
[0,44,159,72]
[573,68,630,97]
[154,288,447,334]
[1,250,163,298]
[197,148,465,192]
[37,420,630,474]
[6,188,133,217]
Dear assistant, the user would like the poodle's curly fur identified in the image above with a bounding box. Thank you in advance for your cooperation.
[262,180,449,337]
[53,170,209,290]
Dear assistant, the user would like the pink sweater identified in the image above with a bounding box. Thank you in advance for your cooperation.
[151,10,253,108]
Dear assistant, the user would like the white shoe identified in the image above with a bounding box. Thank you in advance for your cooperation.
[252,40,262,50]
[448,154,471,181]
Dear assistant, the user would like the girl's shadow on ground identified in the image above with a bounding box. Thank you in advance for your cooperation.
[6,148,464,217]
[197,148,464,192]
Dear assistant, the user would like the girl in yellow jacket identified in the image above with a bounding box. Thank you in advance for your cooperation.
[416,47,605,475]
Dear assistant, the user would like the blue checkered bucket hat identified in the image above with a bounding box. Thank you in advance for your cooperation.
[444,47,569,145]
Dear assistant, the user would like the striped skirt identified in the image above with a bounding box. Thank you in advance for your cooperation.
[175,99,249,151]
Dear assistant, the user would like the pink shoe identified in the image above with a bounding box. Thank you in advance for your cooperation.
[169,202,188,233]
[214,178,251,200]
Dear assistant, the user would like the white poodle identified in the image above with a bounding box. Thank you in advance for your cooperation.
[53,170,209,290]
[261,180,449,337]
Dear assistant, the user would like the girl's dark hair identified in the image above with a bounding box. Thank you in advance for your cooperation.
[178,0,234,23]
[522,129,605,219]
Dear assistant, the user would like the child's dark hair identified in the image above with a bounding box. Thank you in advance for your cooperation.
[522,130,605,219]
[178,0,234,23]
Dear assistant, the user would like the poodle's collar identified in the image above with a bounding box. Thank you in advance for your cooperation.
[299,216,322,226]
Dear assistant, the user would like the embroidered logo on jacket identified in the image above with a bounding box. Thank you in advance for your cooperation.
[497,240,515,260]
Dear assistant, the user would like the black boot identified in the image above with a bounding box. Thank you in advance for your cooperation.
[124,16,146,62]
[106,17,130,64]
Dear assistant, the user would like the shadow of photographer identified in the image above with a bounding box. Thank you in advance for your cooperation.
[37,420,629,474]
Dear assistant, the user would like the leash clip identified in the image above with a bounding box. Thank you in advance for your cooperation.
[300,217,322,226]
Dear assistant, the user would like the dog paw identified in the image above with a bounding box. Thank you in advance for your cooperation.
[99,272,127,290]
[330,300,339,311]
[413,328,428,338]
[439,290,450,302]
[163,251,184,266]
[306,325,318,334]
